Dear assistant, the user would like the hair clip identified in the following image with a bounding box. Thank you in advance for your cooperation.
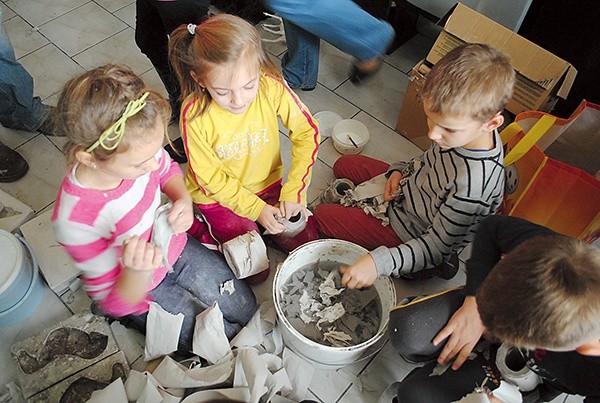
[187,24,196,35]
[86,92,149,153]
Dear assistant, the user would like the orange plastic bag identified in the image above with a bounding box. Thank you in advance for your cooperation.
[500,103,600,242]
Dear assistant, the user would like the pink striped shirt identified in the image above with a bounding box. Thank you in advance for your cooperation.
[52,148,187,316]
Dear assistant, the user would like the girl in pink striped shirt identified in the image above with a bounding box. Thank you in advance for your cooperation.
[52,65,256,353]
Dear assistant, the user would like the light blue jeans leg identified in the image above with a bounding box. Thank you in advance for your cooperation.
[0,10,49,132]
[280,20,320,89]
[264,0,394,87]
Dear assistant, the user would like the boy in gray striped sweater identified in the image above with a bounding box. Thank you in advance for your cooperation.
[314,43,516,288]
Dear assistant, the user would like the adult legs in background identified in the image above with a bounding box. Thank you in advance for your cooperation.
[0,8,59,182]
[279,20,319,90]
[0,142,28,182]
[123,236,257,353]
[262,0,395,88]
[0,9,50,132]
[134,0,209,114]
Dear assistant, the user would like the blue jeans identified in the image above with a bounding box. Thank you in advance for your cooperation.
[263,0,395,89]
[122,236,257,353]
[0,9,50,131]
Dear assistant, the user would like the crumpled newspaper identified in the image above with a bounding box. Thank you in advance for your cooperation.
[340,174,391,226]
[94,301,314,403]
[151,202,175,271]
[319,270,345,305]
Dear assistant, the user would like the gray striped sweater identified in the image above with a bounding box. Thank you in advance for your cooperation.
[370,130,505,277]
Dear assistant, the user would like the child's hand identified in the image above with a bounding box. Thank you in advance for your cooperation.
[340,254,378,289]
[168,197,194,234]
[258,204,287,234]
[432,296,485,370]
[279,201,308,221]
[384,171,403,201]
[122,236,163,272]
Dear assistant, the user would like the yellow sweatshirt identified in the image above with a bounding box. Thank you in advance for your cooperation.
[181,73,320,221]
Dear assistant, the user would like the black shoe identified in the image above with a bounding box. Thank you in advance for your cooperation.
[37,106,64,137]
[288,85,316,92]
[0,142,29,183]
[164,137,187,164]
[349,61,382,84]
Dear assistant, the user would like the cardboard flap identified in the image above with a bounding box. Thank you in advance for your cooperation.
[429,3,576,91]
[557,65,577,99]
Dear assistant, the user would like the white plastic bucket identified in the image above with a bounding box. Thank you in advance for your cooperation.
[0,230,44,326]
[273,239,396,368]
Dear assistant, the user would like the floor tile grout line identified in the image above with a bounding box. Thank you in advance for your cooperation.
[6,0,92,29]
[306,387,327,403]
[92,0,134,16]
[67,25,132,60]
[334,382,355,403]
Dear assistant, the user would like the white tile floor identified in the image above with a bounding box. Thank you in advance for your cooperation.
[0,1,582,402]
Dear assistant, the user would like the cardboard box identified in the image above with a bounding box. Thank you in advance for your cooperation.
[396,3,578,150]
[426,3,577,115]
[395,61,431,151]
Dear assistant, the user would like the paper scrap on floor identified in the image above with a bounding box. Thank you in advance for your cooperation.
[93,301,314,402]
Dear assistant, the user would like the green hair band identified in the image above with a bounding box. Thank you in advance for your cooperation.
[86,92,150,152]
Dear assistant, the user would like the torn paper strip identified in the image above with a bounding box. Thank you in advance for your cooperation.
[192,302,233,364]
[144,302,184,361]
[152,355,234,389]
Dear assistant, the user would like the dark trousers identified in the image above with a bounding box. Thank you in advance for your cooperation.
[135,0,209,109]
[396,355,502,402]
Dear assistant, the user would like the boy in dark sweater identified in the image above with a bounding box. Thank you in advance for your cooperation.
[391,215,600,402]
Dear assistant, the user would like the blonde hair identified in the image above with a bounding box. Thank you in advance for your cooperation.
[168,13,281,117]
[477,236,600,350]
[422,43,515,122]
[55,65,170,167]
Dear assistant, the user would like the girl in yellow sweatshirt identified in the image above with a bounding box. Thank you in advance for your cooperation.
[169,14,320,283]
